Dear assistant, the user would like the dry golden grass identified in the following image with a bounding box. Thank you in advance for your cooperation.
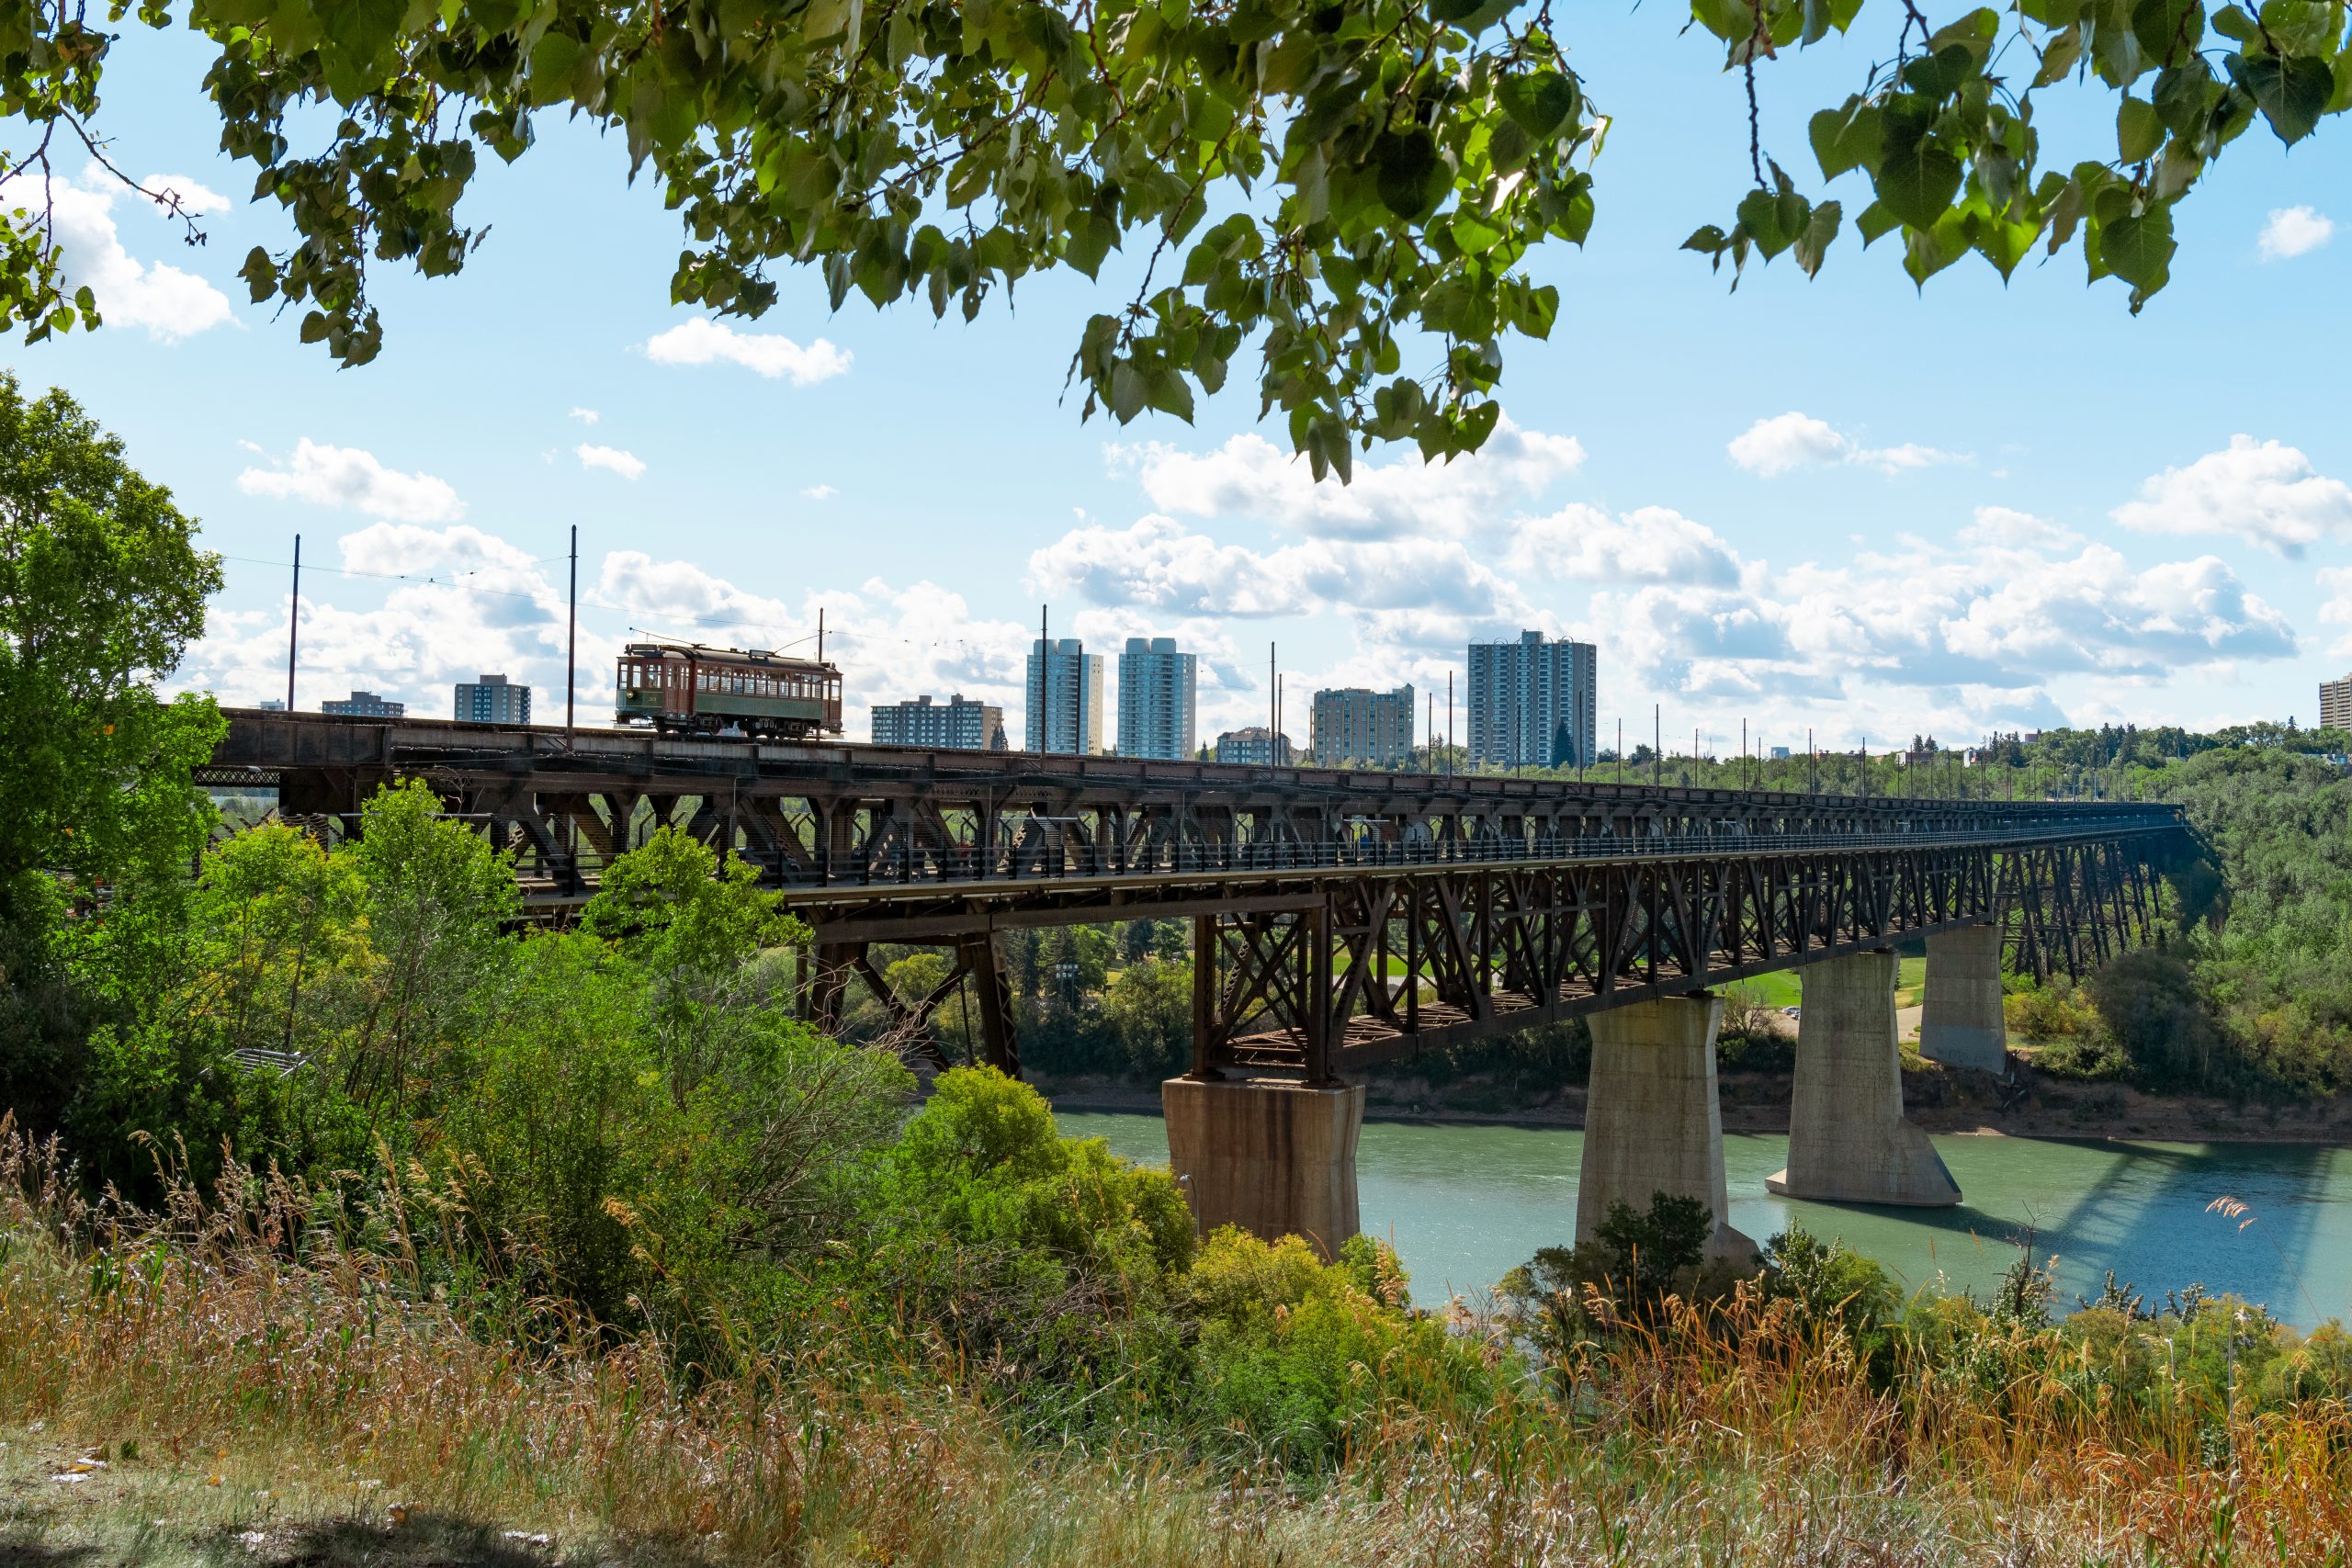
[5,1132,2349,1567]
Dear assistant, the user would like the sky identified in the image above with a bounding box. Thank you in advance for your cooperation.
[11,10,2352,758]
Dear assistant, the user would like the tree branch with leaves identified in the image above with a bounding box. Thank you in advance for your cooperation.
[4,0,2345,472]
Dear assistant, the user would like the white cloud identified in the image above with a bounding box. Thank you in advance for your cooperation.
[2110,434,2352,558]
[802,484,837,501]
[237,438,465,523]
[1506,503,1744,587]
[568,407,599,424]
[140,173,230,217]
[1727,412,1847,477]
[575,443,646,480]
[1726,412,1967,477]
[2319,567,2352,657]
[1026,516,1535,633]
[2258,206,2334,261]
[339,521,539,579]
[0,165,234,341]
[643,317,853,384]
[1112,417,1585,541]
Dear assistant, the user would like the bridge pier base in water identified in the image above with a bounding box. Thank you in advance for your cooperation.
[1577,995,1757,1260]
[1769,950,1961,1207]
[1918,923,2008,1074]
[1162,1077,1363,1258]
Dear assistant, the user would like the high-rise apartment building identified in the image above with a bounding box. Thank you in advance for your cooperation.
[322,690,405,717]
[1024,637,1103,754]
[1310,684,1415,767]
[871,693,1008,750]
[1116,637,1196,760]
[1214,727,1294,766]
[2324,671,2352,733]
[1465,630,1596,770]
[454,672,531,725]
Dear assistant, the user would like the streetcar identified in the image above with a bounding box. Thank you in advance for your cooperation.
[615,641,842,739]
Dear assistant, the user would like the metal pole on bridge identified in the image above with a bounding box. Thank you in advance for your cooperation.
[566,524,577,736]
[286,534,300,712]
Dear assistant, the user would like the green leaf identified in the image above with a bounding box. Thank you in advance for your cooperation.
[1793,200,1843,276]
[1430,0,1523,29]
[1374,130,1445,219]
[1736,184,1809,260]
[2130,0,2203,61]
[1855,200,1902,244]
[2229,52,2332,142]
[2098,209,2176,289]
[1873,139,1963,229]
[2117,96,2166,161]
[2033,23,2085,86]
[1809,102,1883,178]
[1498,71,1579,139]
[1451,210,1506,255]
[1902,44,1980,97]
[2152,59,2217,136]
[2210,3,2258,40]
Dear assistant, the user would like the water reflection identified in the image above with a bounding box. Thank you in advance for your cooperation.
[1058,1111,2352,1329]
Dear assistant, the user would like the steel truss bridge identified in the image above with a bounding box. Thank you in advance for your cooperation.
[206,710,2192,1082]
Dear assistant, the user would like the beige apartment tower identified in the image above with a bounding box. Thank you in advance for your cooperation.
[2323,671,2352,734]
[1309,684,1415,767]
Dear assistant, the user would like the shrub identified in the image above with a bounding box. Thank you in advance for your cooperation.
[1183,1227,1499,1467]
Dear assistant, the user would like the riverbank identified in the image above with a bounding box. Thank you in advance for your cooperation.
[1035,1062,2352,1143]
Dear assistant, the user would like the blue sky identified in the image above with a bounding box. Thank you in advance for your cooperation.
[13,9,2352,754]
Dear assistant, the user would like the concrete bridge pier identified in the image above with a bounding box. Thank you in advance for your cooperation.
[1918,922,2008,1073]
[1577,995,1757,1260]
[1162,1077,1363,1258]
[1768,950,1961,1207]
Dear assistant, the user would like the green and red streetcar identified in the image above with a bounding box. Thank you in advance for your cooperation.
[615,641,842,739]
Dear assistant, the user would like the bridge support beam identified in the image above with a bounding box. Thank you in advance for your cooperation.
[1769,950,1960,1207]
[1918,923,2007,1074]
[1162,1077,1363,1258]
[1577,996,1756,1260]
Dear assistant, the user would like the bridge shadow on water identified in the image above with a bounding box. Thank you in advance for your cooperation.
[1934,1137,2344,1321]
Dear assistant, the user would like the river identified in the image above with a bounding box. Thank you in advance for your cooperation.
[1057,1111,2352,1330]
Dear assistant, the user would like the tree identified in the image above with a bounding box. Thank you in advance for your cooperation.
[6,4,2335,469]
[1103,956,1191,1077]
[0,372,221,1135]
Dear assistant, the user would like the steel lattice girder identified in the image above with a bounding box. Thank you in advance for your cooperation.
[204,709,2192,1077]
[1189,830,2175,1074]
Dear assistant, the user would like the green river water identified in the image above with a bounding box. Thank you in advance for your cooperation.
[1057,1112,2352,1330]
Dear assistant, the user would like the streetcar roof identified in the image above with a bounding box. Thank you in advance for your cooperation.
[620,640,837,673]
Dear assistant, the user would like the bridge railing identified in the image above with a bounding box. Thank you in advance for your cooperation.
[779,811,2180,891]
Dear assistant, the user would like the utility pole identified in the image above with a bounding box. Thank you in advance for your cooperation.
[1040,604,1050,754]
[286,534,300,711]
[1616,716,1623,785]
[565,525,578,735]
[1269,641,1277,761]
[1742,717,1747,790]
[1445,670,1453,777]
[1653,704,1660,789]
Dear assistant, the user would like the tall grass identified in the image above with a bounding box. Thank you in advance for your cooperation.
[5,1126,2348,1567]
